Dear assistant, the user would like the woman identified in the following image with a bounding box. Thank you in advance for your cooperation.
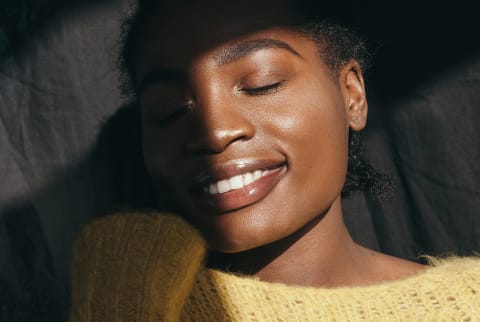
[70,0,480,320]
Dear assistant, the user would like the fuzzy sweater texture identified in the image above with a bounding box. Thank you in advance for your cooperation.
[70,213,480,321]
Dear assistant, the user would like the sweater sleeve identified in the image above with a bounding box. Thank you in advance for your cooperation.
[70,212,206,322]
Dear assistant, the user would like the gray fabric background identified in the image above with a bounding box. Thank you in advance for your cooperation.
[1,0,479,321]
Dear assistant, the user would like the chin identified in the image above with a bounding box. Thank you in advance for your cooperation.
[201,220,293,255]
[204,231,261,254]
[211,244,247,254]
[201,224,272,255]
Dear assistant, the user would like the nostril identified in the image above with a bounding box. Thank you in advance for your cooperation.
[185,127,253,155]
[185,119,255,155]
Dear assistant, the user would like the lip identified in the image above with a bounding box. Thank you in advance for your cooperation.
[188,159,287,213]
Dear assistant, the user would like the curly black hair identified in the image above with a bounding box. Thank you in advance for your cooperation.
[117,0,392,199]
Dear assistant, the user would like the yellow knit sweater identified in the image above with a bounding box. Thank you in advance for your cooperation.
[70,213,480,321]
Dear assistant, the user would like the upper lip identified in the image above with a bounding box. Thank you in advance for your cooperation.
[187,158,287,191]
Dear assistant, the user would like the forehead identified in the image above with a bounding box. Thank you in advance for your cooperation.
[135,0,307,68]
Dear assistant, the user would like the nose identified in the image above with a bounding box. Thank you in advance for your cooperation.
[185,91,255,155]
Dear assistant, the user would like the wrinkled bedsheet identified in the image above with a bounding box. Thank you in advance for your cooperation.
[1,1,479,321]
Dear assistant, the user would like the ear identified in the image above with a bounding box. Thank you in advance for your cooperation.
[338,60,368,132]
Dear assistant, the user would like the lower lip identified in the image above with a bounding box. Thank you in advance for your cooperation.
[195,165,287,213]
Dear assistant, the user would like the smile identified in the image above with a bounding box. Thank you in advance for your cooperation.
[204,169,278,195]
[190,161,287,213]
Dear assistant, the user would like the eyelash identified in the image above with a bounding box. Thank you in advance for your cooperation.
[241,81,284,96]
[154,100,194,125]
[150,81,283,125]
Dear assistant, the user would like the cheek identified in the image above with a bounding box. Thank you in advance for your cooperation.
[264,80,349,193]
[265,78,348,154]
[141,121,183,181]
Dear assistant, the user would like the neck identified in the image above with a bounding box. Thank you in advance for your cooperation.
[210,198,368,287]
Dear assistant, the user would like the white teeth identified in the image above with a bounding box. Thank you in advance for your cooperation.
[243,172,254,185]
[209,183,218,194]
[217,180,230,194]
[229,175,243,189]
[205,167,282,195]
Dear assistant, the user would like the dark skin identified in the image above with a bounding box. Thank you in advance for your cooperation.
[135,0,423,288]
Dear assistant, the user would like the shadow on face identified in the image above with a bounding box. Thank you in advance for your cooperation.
[130,0,367,254]
[137,0,304,68]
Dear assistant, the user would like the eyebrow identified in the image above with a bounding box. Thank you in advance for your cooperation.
[215,38,302,65]
[137,39,301,92]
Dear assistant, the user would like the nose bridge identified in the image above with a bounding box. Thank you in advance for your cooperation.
[186,73,255,154]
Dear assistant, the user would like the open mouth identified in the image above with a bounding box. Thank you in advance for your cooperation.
[203,167,282,195]
[190,162,287,213]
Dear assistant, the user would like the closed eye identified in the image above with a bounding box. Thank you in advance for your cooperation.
[241,81,284,96]
[154,104,191,125]
[144,99,194,126]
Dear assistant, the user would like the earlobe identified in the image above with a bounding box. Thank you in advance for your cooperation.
[340,61,368,132]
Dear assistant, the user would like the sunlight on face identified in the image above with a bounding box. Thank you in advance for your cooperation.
[135,1,365,253]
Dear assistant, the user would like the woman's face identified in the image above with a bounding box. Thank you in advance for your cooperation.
[135,1,367,253]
